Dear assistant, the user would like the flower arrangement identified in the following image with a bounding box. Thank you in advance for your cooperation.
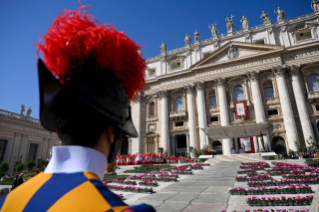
[239,165,266,170]
[246,195,313,207]
[221,210,310,212]
[247,171,267,177]
[139,180,158,186]
[191,165,204,170]
[171,170,193,175]
[247,178,319,187]
[237,169,255,174]
[128,176,177,182]
[266,171,295,176]
[116,193,124,200]
[158,173,179,178]
[106,185,154,193]
[199,163,210,166]
[112,178,137,185]
[236,175,272,182]
[241,162,269,166]
[229,185,313,195]
[282,173,319,179]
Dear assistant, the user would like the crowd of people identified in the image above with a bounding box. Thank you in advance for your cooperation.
[115,153,195,166]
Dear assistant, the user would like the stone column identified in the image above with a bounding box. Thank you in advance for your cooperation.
[215,78,232,155]
[272,66,299,151]
[195,82,208,149]
[158,90,170,154]
[289,65,315,146]
[185,85,198,150]
[246,71,270,149]
[131,98,142,154]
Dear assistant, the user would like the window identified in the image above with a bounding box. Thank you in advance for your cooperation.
[27,143,39,161]
[0,140,7,162]
[254,39,265,44]
[210,117,218,122]
[308,74,319,92]
[171,61,181,71]
[203,52,210,59]
[175,97,184,111]
[234,85,245,102]
[175,122,184,127]
[149,102,155,116]
[268,109,278,116]
[209,91,217,106]
[263,81,274,98]
[296,31,312,42]
[148,69,156,78]
[315,105,319,111]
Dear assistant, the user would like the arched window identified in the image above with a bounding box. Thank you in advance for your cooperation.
[175,97,184,111]
[234,85,245,102]
[308,74,319,92]
[209,91,217,106]
[149,102,155,116]
[263,81,274,98]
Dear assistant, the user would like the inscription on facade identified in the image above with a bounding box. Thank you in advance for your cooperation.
[283,49,319,63]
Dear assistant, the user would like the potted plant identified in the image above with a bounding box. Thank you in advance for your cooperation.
[25,160,36,170]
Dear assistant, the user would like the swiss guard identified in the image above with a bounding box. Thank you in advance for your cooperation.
[0,4,155,212]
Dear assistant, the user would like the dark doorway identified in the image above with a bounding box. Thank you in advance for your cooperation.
[271,136,287,154]
[0,140,7,162]
[175,135,187,157]
[120,137,129,155]
[212,141,223,155]
[27,144,39,161]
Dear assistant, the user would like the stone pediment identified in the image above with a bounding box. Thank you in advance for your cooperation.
[192,41,284,70]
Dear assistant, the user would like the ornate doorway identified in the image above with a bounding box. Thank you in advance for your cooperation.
[271,136,287,154]
[212,141,223,155]
[175,135,187,157]
[120,137,129,155]
[148,138,155,153]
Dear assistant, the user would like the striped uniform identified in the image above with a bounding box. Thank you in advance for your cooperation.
[0,172,155,212]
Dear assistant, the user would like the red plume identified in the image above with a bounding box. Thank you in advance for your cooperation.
[35,5,146,101]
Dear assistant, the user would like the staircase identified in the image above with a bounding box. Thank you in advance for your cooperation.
[207,153,265,162]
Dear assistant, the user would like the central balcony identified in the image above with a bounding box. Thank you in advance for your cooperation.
[169,110,188,120]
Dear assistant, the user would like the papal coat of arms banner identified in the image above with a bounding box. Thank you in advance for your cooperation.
[234,100,248,119]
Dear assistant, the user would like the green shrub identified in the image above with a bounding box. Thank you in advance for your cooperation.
[200,158,206,163]
[0,161,9,173]
[268,156,275,160]
[25,160,36,170]
[15,162,24,172]
[38,158,46,168]
[158,147,164,154]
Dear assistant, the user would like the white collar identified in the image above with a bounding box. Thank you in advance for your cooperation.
[44,146,107,181]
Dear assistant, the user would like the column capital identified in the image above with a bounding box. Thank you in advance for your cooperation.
[184,84,194,93]
[145,93,158,101]
[157,90,168,99]
[288,64,301,76]
[214,77,226,87]
[195,81,205,90]
[246,71,260,82]
[271,65,286,78]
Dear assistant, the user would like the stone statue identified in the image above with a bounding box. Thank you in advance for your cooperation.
[26,106,32,118]
[260,11,272,24]
[240,16,249,30]
[160,42,166,54]
[312,0,319,12]
[19,104,25,116]
[274,7,285,22]
[209,23,218,38]
[184,34,191,46]
[194,30,200,43]
[227,45,239,60]
[225,15,235,33]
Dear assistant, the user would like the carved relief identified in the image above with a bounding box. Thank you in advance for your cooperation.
[271,66,286,78]
[246,71,260,82]
[215,78,226,86]
[157,90,168,99]
[184,84,194,93]
[227,45,239,60]
[195,81,205,90]
[289,65,301,76]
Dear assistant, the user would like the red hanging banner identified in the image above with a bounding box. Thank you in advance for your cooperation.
[234,100,248,119]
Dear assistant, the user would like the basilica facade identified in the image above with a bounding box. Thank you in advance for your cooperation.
[130,4,319,156]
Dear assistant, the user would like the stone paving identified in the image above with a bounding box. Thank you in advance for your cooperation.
[113,158,316,212]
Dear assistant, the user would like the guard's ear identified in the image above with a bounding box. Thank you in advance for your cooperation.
[38,59,63,132]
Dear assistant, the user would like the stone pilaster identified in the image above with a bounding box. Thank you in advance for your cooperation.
[131,96,142,154]
[246,71,270,150]
[272,66,299,151]
[215,77,232,155]
[184,84,197,151]
[289,65,315,145]
[195,81,208,149]
[158,90,170,154]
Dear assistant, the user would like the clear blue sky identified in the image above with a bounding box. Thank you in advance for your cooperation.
[0,0,312,118]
